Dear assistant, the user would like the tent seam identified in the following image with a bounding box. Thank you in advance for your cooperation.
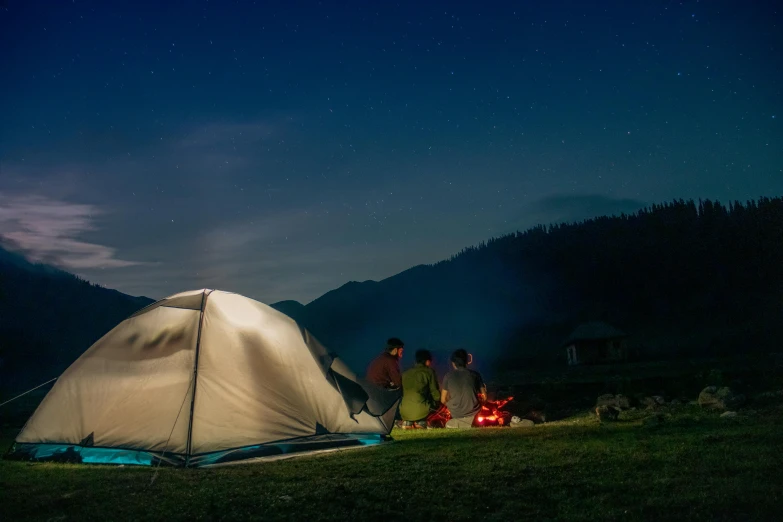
[184,289,211,466]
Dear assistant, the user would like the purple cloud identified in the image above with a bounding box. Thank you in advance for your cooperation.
[0,193,141,270]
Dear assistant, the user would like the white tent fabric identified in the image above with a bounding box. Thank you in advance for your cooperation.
[11,289,397,466]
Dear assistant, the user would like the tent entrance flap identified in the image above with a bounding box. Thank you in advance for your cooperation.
[300,326,400,426]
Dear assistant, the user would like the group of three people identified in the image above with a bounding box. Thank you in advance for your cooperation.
[365,337,487,429]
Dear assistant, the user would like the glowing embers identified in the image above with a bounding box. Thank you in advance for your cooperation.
[476,415,496,423]
[422,397,515,428]
[472,396,514,427]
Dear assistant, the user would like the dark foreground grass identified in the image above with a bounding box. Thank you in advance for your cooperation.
[2,407,782,522]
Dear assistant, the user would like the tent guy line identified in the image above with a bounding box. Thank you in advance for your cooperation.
[0,378,59,408]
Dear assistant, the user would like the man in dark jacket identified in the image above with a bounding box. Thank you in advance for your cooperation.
[400,349,441,428]
[366,337,404,389]
[441,348,486,428]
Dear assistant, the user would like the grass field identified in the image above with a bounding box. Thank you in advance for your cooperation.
[2,405,782,522]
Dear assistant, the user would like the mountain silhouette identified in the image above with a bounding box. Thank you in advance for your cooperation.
[268,300,306,323]
[0,247,153,389]
[271,197,783,377]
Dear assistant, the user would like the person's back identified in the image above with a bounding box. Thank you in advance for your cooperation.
[365,338,404,389]
[441,349,486,428]
[400,350,440,427]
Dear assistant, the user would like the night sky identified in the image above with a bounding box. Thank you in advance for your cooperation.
[1,1,781,304]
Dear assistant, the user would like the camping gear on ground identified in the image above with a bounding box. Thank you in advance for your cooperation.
[5,289,399,467]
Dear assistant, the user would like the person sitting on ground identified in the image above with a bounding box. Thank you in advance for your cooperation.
[365,337,405,389]
[400,349,441,429]
[441,348,487,428]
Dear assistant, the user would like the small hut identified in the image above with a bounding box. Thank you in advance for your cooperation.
[563,321,628,366]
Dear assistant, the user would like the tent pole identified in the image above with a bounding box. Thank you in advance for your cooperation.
[185,290,209,467]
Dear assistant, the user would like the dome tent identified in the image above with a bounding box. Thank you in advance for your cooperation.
[7,289,399,467]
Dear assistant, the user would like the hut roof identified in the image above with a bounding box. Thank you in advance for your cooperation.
[562,321,627,347]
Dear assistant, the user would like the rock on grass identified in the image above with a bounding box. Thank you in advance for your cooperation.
[698,386,745,411]
[595,405,620,422]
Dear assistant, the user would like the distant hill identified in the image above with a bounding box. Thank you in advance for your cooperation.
[269,300,306,323]
[0,245,154,389]
[271,197,783,377]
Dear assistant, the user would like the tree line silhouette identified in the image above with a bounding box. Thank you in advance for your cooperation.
[0,252,152,390]
[437,197,783,369]
[278,196,783,376]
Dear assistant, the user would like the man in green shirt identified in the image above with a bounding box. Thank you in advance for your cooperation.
[400,350,441,429]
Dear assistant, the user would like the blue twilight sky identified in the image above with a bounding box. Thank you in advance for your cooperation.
[0,0,780,303]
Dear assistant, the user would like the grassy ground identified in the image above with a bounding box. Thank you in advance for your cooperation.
[2,405,782,522]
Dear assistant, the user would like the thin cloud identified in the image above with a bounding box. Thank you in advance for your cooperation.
[200,209,312,250]
[0,193,141,270]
